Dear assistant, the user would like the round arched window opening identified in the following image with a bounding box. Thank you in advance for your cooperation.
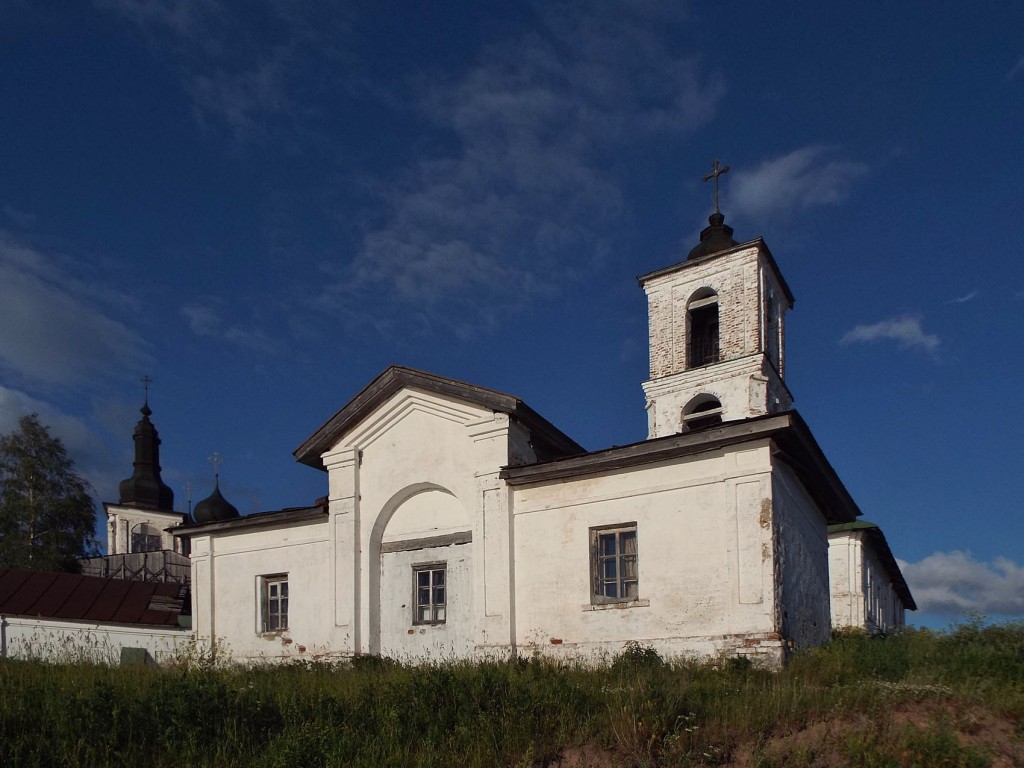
[682,395,723,431]
[130,522,163,553]
[687,289,720,368]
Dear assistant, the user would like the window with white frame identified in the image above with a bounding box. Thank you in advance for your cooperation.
[260,575,288,632]
[413,563,446,625]
[591,524,639,603]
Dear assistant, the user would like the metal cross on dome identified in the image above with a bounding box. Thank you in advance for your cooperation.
[140,374,152,404]
[703,159,730,215]
[208,451,223,478]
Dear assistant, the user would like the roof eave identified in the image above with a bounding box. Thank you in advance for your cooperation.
[293,365,583,468]
[500,410,859,526]
[174,505,327,537]
[637,237,795,306]
[828,523,917,611]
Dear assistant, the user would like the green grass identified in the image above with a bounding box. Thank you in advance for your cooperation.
[1,623,1021,767]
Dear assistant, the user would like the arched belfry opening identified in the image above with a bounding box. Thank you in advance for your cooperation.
[687,289,720,368]
[682,394,723,431]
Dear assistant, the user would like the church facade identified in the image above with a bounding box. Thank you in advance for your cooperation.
[174,211,914,665]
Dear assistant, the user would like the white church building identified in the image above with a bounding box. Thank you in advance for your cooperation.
[171,207,914,665]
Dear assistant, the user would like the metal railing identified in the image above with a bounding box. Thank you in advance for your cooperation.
[79,551,191,586]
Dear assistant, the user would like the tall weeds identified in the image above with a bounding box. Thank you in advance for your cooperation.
[1,622,1020,767]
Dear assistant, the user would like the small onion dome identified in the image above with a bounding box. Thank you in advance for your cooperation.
[192,478,240,524]
[687,211,738,261]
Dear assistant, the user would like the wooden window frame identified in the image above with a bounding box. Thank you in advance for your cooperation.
[412,562,447,625]
[590,524,639,605]
[260,574,289,632]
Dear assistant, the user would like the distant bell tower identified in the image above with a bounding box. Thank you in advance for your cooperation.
[104,377,187,555]
[638,161,795,438]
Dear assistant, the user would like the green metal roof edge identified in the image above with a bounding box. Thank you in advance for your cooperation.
[828,521,879,533]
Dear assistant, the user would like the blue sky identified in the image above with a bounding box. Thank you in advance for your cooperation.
[1,1,1022,628]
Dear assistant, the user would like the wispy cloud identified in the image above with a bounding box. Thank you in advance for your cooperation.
[97,0,350,141]
[0,233,152,388]
[0,385,127,502]
[3,204,37,228]
[327,3,723,333]
[899,551,1024,618]
[841,314,940,354]
[1007,55,1024,81]
[95,0,224,40]
[730,145,869,223]
[947,289,978,304]
[181,302,274,351]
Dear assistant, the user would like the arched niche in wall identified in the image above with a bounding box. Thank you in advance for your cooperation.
[368,483,473,656]
[377,484,471,545]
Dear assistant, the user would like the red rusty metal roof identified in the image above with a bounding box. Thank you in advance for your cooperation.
[0,568,184,626]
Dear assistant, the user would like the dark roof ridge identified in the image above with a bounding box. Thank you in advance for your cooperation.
[501,409,860,526]
[293,365,584,468]
[174,503,328,536]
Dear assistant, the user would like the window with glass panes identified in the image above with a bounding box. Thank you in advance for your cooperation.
[413,564,446,624]
[591,525,638,603]
[261,576,288,631]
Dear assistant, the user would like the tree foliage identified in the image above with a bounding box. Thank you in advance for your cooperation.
[0,413,98,572]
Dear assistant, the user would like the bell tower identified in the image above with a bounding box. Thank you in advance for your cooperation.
[638,161,795,438]
[104,377,186,554]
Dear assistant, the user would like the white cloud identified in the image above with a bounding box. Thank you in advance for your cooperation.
[181,302,274,351]
[0,233,152,388]
[730,145,869,223]
[899,551,1024,618]
[331,3,723,330]
[841,314,940,354]
[947,289,978,304]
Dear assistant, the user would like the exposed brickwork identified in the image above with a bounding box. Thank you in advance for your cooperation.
[641,241,794,438]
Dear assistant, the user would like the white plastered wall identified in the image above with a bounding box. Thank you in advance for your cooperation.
[0,615,190,664]
[379,541,473,661]
[106,505,185,555]
[828,530,906,633]
[190,516,338,661]
[511,440,784,663]
[771,464,832,649]
[322,388,524,659]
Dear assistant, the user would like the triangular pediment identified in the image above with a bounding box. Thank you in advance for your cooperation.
[294,365,583,469]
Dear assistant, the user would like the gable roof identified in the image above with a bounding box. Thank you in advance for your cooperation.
[294,365,585,469]
[500,410,861,526]
[829,522,917,611]
[0,568,186,626]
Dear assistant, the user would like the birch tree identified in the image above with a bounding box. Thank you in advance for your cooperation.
[0,414,97,571]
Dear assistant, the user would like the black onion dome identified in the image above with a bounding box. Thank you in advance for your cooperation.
[192,478,240,524]
[118,401,175,510]
[687,211,738,261]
